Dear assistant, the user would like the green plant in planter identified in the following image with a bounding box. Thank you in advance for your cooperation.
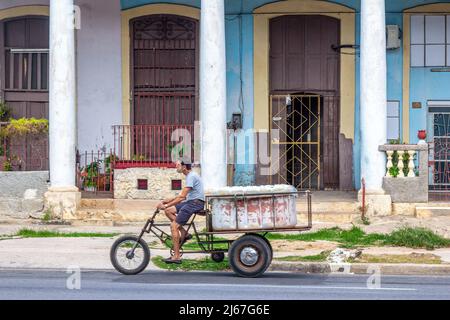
[388,166,400,177]
[104,154,118,174]
[388,139,401,145]
[132,154,147,161]
[1,154,21,171]
[389,150,414,177]
[103,154,118,191]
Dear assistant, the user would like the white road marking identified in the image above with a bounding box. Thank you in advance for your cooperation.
[148,283,417,291]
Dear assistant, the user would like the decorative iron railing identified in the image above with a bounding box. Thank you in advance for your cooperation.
[112,124,194,169]
[76,150,115,194]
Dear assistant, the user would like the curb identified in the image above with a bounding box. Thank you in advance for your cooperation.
[269,261,450,276]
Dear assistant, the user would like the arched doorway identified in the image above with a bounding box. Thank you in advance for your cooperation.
[130,14,198,163]
[269,15,340,190]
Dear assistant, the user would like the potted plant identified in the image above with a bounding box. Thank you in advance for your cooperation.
[167,143,187,159]
[82,160,101,192]
[103,154,118,191]
[418,130,427,144]
[1,157,12,171]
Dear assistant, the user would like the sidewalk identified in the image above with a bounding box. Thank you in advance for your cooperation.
[1,219,450,275]
[3,213,450,236]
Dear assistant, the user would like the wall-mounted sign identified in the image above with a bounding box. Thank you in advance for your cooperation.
[412,102,422,109]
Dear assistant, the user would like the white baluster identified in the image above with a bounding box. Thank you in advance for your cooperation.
[397,151,405,177]
[408,150,416,177]
[386,150,394,177]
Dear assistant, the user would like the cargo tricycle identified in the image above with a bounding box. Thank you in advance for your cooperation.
[110,190,312,278]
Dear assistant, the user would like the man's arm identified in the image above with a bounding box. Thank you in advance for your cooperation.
[157,187,191,209]
[162,197,176,204]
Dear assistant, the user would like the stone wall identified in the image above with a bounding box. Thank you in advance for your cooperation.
[114,167,188,200]
[0,171,49,218]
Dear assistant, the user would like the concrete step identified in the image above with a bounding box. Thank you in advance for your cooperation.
[80,198,160,211]
[299,212,359,223]
[297,201,360,214]
[74,208,177,223]
[416,206,450,218]
[68,219,115,227]
[80,198,114,210]
[75,198,360,224]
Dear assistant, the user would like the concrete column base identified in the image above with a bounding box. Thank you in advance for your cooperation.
[358,189,392,217]
[44,187,81,220]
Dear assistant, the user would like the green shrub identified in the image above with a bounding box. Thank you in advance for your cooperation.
[1,118,48,137]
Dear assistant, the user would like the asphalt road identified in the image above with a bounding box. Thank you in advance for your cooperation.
[1,269,450,300]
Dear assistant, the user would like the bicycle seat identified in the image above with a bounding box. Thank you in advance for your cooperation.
[195,210,208,216]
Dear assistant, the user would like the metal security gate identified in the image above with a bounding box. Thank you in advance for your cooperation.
[131,15,197,163]
[270,95,321,189]
[428,107,450,201]
[266,15,341,190]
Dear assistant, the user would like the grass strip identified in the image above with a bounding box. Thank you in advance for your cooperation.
[351,253,442,264]
[267,226,450,250]
[16,228,117,238]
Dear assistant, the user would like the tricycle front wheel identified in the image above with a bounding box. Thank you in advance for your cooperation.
[228,234,272,278]
[110,235,150,275]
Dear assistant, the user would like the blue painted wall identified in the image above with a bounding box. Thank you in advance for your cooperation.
[410,69,450,143]
[120,0,450,188]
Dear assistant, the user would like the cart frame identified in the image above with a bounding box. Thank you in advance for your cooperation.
[110,190,312,277]
[135,190,311,254]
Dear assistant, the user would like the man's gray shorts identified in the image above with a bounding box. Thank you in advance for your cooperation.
[175,199,205,225]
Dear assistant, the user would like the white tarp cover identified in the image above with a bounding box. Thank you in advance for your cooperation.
[207,185,298,231]
[205,184,297,196]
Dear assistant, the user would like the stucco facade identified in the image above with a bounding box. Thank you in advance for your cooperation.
[1,0,449,206]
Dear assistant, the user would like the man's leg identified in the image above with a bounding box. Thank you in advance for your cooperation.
[167,205,189,240]
[170,221,181,260]
[164,206,177,222]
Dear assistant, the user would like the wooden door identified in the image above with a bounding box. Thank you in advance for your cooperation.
[0,16,49,171]
[131,15,197,163]
[269,15,340,189]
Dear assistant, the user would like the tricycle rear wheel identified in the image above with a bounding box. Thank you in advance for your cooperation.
[211,252,225,262]
[228,234,272,278]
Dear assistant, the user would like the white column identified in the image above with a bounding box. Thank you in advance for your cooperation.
[200,0,227,189]
[360,0,387,192]
[49,0,77,188]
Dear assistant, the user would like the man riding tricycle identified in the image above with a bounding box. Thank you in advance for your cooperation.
[110,160,312,278]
